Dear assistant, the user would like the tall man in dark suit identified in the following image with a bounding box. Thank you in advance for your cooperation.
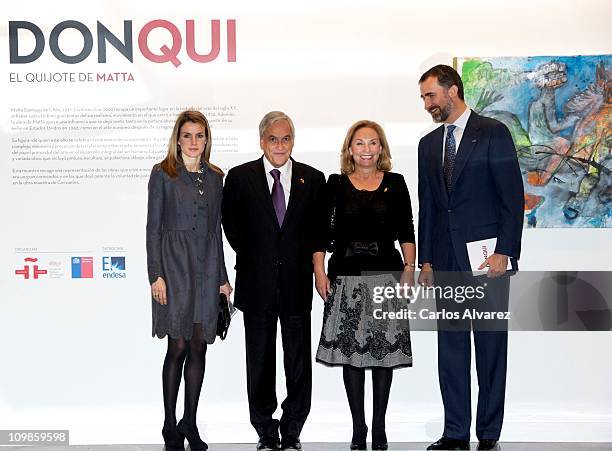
[222,111,325,451]
[416,65,524,451]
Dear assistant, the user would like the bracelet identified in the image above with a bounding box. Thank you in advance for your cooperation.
[404,262,415,269]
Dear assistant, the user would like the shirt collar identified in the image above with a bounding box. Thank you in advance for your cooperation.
[447,107,471,131]
[263,156,292,177]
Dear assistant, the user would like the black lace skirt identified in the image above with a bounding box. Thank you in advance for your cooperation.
[316,274,412,369]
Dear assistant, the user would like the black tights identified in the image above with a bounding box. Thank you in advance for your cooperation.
[343,365,393,444]
[162,324,208,427]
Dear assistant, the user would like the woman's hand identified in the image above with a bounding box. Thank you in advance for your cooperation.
[151,277,167,305]
[400,267,415,289]
[220,282,233,301]
[314,270,331,301]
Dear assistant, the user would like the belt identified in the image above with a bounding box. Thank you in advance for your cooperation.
[344,241,388,257]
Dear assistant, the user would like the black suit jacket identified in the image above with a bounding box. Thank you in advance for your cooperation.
[222,156,326,315]
[418,111,524,271]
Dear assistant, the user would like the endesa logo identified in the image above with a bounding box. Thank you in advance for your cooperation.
[9,19,237,68]
[102,256,127,279]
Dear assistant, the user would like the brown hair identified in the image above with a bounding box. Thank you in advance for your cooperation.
[418,64,465,100]
[160,110,224,178]
[340,120,392,175]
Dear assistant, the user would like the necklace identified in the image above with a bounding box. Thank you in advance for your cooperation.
[186,163,205,196]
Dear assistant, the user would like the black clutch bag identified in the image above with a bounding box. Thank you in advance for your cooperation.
[216,293,233,340]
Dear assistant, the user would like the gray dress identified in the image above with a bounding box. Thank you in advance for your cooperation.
[146,163,228,344]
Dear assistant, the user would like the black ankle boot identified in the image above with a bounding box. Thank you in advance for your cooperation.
[161,422,185,451]
[177,419,208,451]
[350,424,368,450]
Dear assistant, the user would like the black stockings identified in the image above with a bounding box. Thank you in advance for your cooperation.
[162,324,208,428]
[343,365,393,444]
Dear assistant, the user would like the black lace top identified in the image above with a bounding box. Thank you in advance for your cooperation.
[317,172,415,278]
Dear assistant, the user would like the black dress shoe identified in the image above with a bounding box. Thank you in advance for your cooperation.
[372,443,388,450]
[177,419,208,451]
[477,439,499,450]
[161,423,185,451]
[427,436,470,450]
[281,435,302,450]
[257,435,281,450]
[350,442,367,450]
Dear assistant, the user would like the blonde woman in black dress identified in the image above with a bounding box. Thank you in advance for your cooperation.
[147,110,232,451]
[314,120,416,450]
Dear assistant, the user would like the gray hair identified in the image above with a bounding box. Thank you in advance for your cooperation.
[258,111,295,139]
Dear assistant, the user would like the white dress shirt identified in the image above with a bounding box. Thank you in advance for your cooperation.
[443,107,472,158]
[263,156,292,209]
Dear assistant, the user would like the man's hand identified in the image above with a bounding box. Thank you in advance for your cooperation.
[418,263,435,287]
[478,253,509,278]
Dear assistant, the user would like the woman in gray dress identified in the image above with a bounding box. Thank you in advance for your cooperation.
[146,110,232,451]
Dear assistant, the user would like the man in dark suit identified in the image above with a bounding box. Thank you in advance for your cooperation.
[222,111,325,451]
[416,65,524,451]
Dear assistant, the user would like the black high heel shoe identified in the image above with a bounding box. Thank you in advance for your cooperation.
[177,419,208,451]
[350,425,368,450]
[161,423,185,451]
[372,426,388,450]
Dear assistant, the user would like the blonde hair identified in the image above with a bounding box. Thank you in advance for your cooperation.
[160,110,224,178]
[340,120,392,174]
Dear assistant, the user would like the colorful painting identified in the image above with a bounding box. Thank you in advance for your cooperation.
[456,55,611,228]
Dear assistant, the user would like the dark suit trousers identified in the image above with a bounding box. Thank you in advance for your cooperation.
[243,311,312,438]
[437,245,509,442]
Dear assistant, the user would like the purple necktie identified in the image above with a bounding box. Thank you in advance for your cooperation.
[270,169,286,226]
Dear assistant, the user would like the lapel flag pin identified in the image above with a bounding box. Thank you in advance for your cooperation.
[299,178,305,184]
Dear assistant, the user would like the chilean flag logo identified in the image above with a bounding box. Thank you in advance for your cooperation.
[71,256,93,278]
